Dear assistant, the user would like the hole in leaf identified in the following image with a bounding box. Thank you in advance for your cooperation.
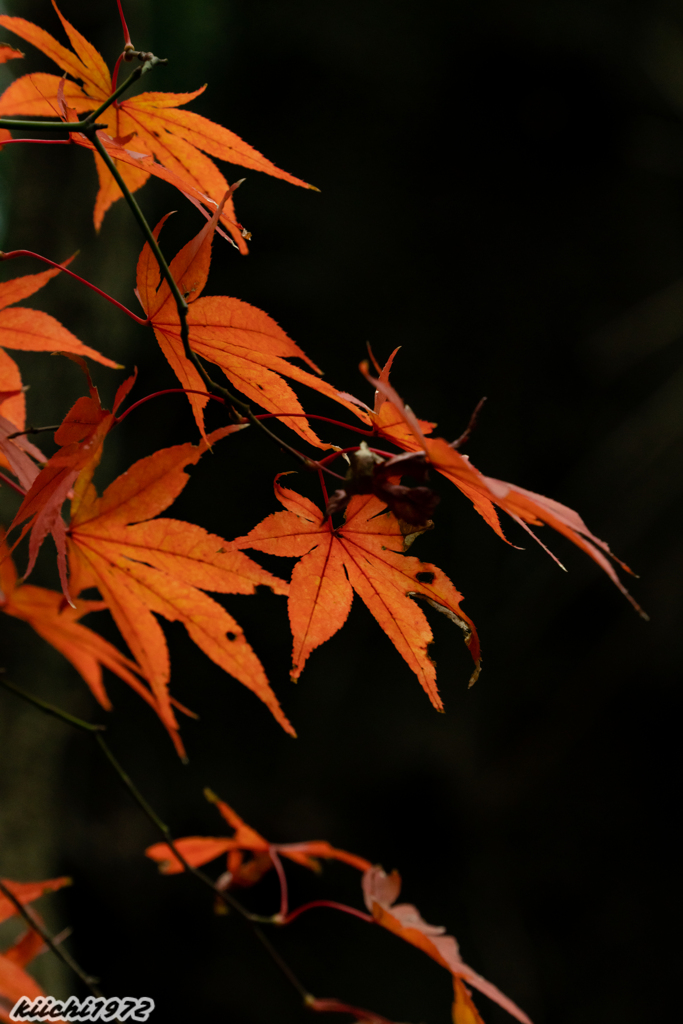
[415,571,435,584]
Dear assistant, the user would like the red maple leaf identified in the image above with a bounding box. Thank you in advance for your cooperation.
[229,476,481,700]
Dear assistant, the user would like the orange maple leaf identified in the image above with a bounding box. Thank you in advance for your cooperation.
[146,789,371,887]
[135,201,359,446]
[228,477,481,700]
[0,411,44,490]
[338,351,646,616]
[0,264,119,432]
[63,426,293,757]
[453,978,487,1024]
[7,361,131,598]
[0,876,71,1024]
[0,953,43,1024]
[0,3,314,241]
[0,528,158,715]
[0,877,71,926]
[0,42,23,63]
[363,866,531,1024]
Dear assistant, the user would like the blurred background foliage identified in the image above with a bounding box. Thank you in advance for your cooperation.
[0,0,680,1021]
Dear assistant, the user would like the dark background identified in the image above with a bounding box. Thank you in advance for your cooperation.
[0,0,681,1021]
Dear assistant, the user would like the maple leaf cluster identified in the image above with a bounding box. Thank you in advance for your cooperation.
[0,4,646,1020]
[0,0,645,756]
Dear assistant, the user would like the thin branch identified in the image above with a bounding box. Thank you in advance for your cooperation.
[0,249,149,325]
[94,733,172,834]
[5,424,59,440]
[0,117,106,132]
[0,674,106,733]
[0,876,102,994]
[78,64,147,129]
[251,926,313,1002]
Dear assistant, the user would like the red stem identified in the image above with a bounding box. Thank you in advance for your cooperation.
[114,388,226,425]
[0,139,71,146]
[254,413,375,437]
[0,470,27,498]
[0,251,149,326]
[282,900,374,926]
[111,52,125,95]
[116,0,132,47]
[114,389,377,441]
[307,998,395,1023]
[114,389,347,481]
[317,467,329,506]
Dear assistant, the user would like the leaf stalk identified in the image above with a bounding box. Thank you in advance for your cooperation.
[0,249,149,325]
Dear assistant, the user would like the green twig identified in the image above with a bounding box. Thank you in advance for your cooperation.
[79,57,167,128]
[0,674,106,733]
[0,117,107,132]
[78,65,145,128]
[0,52,165,134]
